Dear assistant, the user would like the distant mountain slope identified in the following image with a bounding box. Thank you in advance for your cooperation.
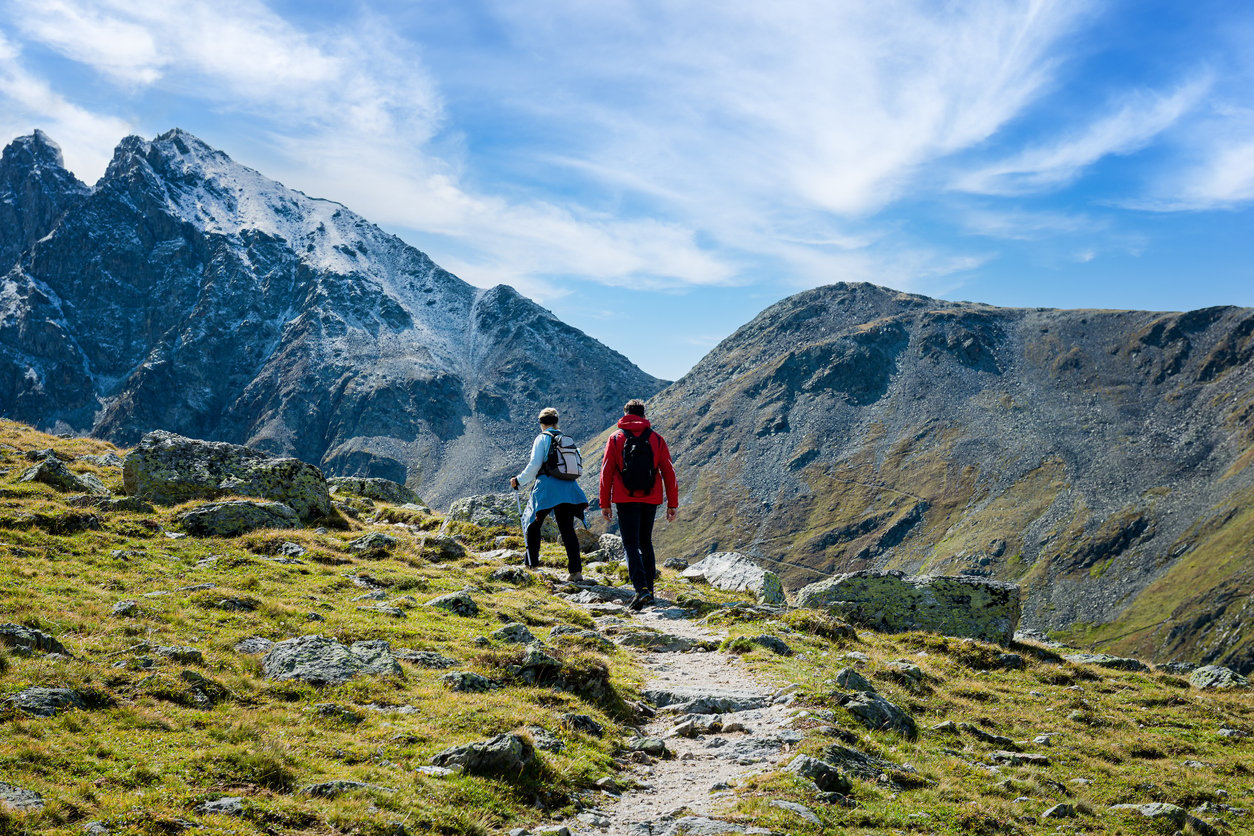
[643,282,1254,672]
[0,129,665,506]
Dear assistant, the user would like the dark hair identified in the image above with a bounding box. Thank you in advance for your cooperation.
[624,399,646,416]
[538,407,559,426]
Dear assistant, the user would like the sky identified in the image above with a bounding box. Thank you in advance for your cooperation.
[1,0,1252,381]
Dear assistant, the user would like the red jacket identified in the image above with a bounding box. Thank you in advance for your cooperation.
[599,415,678,508]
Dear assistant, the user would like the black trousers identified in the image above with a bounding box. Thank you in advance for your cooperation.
[616,502,658,594]
[525,503,582,573]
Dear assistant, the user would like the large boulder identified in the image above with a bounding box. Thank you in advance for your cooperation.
[178,500,299,536]
[444,494,519,529]
[261,635,402,685]
[327,476,420,506]
[840,690,918,739]
[431,732,535,778]
[19,457,109,495]
[682,553,786,605]
[4,687,86,717]
[795,570,1020,644]
[1189,665,1250,690]
[122,430,331,521]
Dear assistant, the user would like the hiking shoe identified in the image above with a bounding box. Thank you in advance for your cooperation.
[567,572,584,584]
[627,593,646,612]
[638,593,655,609]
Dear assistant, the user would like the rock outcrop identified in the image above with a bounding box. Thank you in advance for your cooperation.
[682,553,786,605]
[795,570,1020,644]
[261,636,402,685]
[178,500,300,536]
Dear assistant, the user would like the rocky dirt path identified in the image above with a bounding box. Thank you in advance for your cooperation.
[562,598,802,836]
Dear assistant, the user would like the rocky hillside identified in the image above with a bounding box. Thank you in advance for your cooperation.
[640,282,1254,673]
[0,130,664,508]
[1,419,1251,836]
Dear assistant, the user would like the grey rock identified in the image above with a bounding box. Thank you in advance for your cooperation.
[0,623,70,656]
[180,670,231,708]
[682,553,786,605]
[796,570,1020,644]
[261,635,401,684]
[415,765,454,777]
[834,667,875,692]
[19,457,109,494]
[492,623,537,644]
[560,713,605,737]
[1041,803,1076,819]
[820,743,909,784]
[663,557,689,570]
[193,797,244,816]
[490,566,534,585]
[155,645,203,664]
[750,634,793,655]
[301,781,395,799]
[349,532,399,555]
[396,649,458,668]
[1218,727,1249,739]
[358,605,406,618]
[989,750,1050,766]
[277,541,307,558]
[884,660,924,682]
[79,452,124,468]
[111,600,139,617]
[419,534,467,562]
[785,754,852,794]
[441,671,495,692]
[431,732,536,777]
[0,782,44,811]
[216,597,257,612]
[328,476,419,505]
[768,800,820,825]
[526,725,564,752]
[1190,665,1250,690]
[598,533,626,562]
[959,722,1016,749]
[646,686,769,715]
[178,500,299,537]
[82,821,110,835]
[1158,661,1198,674]
[314,703,364,724]
[618,631,696,653]
[1110,802,1188,824]
[1064,652,1149,672]
[123,431,331,521]
[425,589,479,616]
[842,691,917,738]
[662,818,771,835]
[445,494,522,529]
[628,737,668,757]
[5,686,86,717]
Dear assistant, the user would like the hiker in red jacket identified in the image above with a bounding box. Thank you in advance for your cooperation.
[599,399,678,610]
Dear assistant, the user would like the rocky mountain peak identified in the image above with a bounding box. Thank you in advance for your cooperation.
[0,130,90,272]
[1,129,71,171]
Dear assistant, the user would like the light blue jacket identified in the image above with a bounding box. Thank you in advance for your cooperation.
[515,430,588,531]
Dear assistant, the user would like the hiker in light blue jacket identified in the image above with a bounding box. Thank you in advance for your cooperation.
[510,407,589,581]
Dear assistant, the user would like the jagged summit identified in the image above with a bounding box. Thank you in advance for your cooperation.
[2,129,71,170]
[0,129,665,505]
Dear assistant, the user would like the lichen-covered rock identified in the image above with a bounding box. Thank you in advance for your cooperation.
[122,431,331,521]
[431,732,536,778]
[301,781,394,798]
[5,686,86,717]
[154,645,203,665]
[261,635,401,685]
[1064,653,1149,672]
[397,649,457,668]
[785,754,852,794]
[841,690,917,738]
[19,457,109,494]
[419,534,466,562]
[0,782,44,812]
[425,589,479,617]
[560,713,604,737]
[1189,665,1250,690]
[490,566,534,585]
[682,553,786,605]
[0,623,70,656]
[178,500,299,537]
[492,623,536,644]
[327,476,419,505]
[598,533,626,563]
[796,570,1020,644]
[193,797,244,816]
[444,493,519,529]
[441,671,495,692]
[751,634,792,655]
[834,667,875,692]
[349,531,399,556]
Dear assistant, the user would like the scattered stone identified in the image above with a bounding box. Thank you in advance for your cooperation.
[262,635,402,685]
[618,631,696,653]
[357,605,405,618]
[835,667,876,692]
[751,634,793,655]
[1041,803,1076,819]
[301,781,395,798]
[1189,665,1250,690]
[645,687,769,715]
[989,751,1050,766]
[0,782,44,811]
[842,651,870,663]
[931,720,959,734]
[1158,661,1198,675]
[662,818,770,835]
[663,557,689,570]
[526,725,564,752]
[396,650,457,668]
[425,589,479,617]
[349,531,400,556]
[841,691,918,738]
[682,553,786,605]
[559,713,604,737]
[83,821,109,834]
[549,627,614,651]
[5,687,86,717]
[959,722,1016,749]
[0,623,70,656]
[595,776,621,794]
[996,652,1025,670]
[78,452,125,468]
[628,737,669,757]
[180,671,231,708]
[492,623,537,644]
[508,644,562,683]
[123,430,332,520]
[314,703,364,724]
[785,754,852,793]
[111,600,139,617]
[444,494,520,529]
[327,476,419,505]
[353,590,387,601]
[193,797,244,816]
[154,645,203,665]
[598,533,626,562]
[490,566,534,585]
[1063,652,1149,672]
[768,800,821,825]
[19,457,109,494]
[441,671,495,692]
[178,500,299,537]
[419,534,467,562]
[1218,727,1249,739]
[216,597,257,612]
[431,732,536,778]
[277,541,307,558]
[819,743,911,785]
[795,570,1020,644]
[415,766,454,778]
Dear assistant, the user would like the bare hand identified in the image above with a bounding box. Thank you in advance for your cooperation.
[666,507,677,522]
[510,477,519,490]
[601,508,612,522]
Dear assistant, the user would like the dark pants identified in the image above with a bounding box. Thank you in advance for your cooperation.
[525,503,582,573]
[617,502,658,594]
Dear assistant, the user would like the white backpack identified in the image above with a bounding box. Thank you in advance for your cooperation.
[541,430,583,480]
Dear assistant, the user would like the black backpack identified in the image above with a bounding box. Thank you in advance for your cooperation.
[620,429,656,495]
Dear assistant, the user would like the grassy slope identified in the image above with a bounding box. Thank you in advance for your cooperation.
[1,420,1252,836]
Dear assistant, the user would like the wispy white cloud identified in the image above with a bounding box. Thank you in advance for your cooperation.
[959,206,1102,240]
[953,78,1210,194]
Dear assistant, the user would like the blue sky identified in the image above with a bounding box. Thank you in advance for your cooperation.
[1,1,1252,380]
